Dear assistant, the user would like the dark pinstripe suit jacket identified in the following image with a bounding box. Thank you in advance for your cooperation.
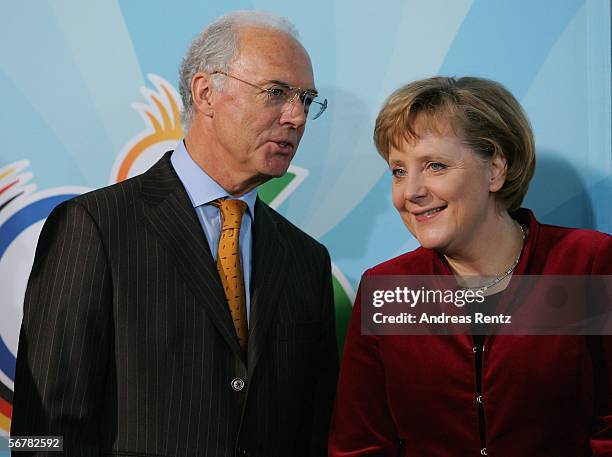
[11,152,339,457]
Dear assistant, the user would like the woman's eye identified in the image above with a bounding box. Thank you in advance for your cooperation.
[428,162,447,172]
[392,168,407,178]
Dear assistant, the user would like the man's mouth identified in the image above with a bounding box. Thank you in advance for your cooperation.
[272,140,295,153]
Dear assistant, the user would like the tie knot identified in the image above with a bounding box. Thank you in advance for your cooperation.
[211,198,247,230]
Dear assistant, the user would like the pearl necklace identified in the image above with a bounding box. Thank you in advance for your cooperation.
[461,223,526,293]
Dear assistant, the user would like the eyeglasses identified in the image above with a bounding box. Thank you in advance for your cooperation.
[212,71,328,120]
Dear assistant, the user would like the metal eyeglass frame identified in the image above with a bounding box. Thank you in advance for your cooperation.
[211,70,328,120]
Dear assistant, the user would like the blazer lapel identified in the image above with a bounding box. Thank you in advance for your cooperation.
[140,152,244,359]
[248,199,289,376]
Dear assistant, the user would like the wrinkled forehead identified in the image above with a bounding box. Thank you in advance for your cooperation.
[232,26,314,87]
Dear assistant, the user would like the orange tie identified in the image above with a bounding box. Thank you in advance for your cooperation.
[211,199,248,352]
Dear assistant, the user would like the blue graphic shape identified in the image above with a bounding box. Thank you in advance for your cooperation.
[0,193,78,382]
[440,0,583,98]
[0,337,15,384]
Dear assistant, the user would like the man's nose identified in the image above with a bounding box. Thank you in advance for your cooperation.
[280,92,307,127]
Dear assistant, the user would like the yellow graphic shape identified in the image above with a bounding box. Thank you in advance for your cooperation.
[0,413,9,433]
[0,168,15,181]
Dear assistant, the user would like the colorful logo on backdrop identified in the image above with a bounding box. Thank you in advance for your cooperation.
[0,162,89,435]
[113,74,355,347]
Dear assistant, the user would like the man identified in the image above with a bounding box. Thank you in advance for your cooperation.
[12,11,338,456]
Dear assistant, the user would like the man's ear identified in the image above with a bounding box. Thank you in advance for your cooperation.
[488,146,508,193]
[191,73,214,117]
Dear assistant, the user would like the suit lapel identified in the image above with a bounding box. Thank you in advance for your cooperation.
[140,152,244,359]
[248,199,289,376]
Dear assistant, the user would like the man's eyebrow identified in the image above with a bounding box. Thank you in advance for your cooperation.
[267,79,318,94]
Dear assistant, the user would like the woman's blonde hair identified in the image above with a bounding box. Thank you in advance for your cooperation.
[374,76,536,211]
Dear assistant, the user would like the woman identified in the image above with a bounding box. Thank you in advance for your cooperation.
[329,77,612,456]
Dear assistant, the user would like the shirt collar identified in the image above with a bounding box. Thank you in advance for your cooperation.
[170,140,258,218]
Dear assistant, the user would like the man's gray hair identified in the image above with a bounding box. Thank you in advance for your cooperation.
[178,10,300,130]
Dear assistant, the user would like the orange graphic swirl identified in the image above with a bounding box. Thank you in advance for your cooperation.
[116,83,184,182]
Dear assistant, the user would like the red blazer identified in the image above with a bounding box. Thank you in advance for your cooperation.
[329,209,612,456]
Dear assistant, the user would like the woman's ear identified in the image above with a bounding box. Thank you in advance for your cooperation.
[488,146,508,193]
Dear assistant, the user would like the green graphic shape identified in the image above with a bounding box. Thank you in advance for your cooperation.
[258,173,296,205]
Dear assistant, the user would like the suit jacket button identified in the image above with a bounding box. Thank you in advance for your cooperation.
[231,377,245,391]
